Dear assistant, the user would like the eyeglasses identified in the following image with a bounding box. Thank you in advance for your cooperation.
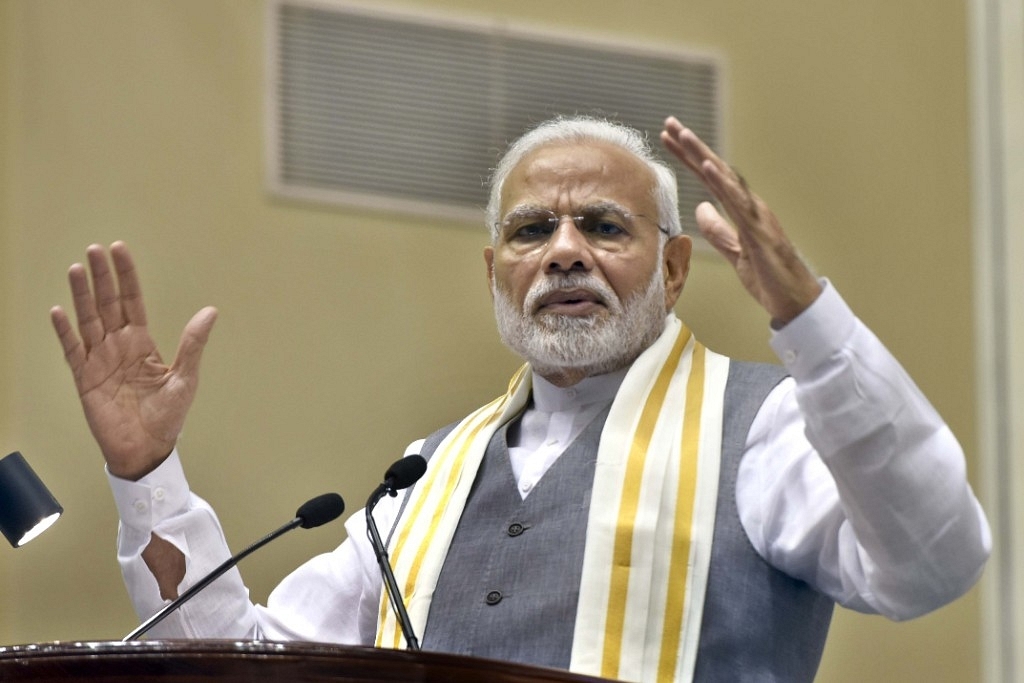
[496,204,669,246]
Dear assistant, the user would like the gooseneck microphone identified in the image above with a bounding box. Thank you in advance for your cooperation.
[123,492,345,641]
[366,454,427,651]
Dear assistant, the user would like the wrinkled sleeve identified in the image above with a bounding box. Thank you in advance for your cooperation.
[257,502,387,644]
[110,450,259,638]
[259,440,426,642]
[110,447,414,642]
[736,281,991,620]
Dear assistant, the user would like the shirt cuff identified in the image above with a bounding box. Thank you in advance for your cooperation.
[107,450,192,535]
[769,279,857,381]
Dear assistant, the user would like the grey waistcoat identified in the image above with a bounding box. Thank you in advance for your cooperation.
[404,361,833,682]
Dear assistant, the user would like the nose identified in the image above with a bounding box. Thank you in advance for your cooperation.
[544,216,594,274]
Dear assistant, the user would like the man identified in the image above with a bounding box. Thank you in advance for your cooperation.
[52,115,990,682]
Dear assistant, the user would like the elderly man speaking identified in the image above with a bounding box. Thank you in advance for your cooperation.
[52,115,990,682]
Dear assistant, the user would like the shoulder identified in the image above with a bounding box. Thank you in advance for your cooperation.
[419,420,462,462]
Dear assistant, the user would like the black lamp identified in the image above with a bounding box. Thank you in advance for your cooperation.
[0,451,64,547]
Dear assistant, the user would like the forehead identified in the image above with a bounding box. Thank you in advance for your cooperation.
[499,141,657,213]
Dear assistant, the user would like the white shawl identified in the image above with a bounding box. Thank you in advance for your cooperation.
[377,316,730,682]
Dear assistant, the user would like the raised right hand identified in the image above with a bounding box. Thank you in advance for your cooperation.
[51,242,217,480]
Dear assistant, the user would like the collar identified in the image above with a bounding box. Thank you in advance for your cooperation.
[530,366,628,413]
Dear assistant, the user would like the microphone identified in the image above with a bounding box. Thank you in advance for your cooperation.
[365,454,427,650]
[123,492,345,641]
[383,454,428,492]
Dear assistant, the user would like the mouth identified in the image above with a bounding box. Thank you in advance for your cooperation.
[534,288,607,316]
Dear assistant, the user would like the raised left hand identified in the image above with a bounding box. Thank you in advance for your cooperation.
[660,116,822,325]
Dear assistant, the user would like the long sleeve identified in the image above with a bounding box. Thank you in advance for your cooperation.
[112,280,989,640]
[111,449,405,643]
[110,452,261,638]
[736,281,991,619]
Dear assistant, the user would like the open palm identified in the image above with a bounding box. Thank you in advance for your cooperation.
[51,242,217,480]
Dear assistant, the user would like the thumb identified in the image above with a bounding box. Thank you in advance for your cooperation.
[695,202,741,266]
[173,306,218,378]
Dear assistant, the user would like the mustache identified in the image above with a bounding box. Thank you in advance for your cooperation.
[522,273,621,315]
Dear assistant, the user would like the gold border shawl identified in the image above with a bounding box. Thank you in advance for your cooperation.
[377,316,729,683]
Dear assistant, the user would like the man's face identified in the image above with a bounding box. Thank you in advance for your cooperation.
[485,141,689,385]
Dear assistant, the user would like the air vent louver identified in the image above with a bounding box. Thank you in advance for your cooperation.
[268,1,721,233]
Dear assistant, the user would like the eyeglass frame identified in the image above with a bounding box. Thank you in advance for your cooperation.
[494,202,670,244]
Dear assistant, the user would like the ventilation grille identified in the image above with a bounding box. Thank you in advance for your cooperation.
[267,1,721,233]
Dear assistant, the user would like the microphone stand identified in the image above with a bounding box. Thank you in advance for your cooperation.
[124,517,303,641]
[366,480,420,651]
[123,492,344,641]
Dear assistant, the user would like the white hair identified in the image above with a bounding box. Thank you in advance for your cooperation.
[486,116,682,242]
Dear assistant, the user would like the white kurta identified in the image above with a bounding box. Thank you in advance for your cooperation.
[110,282,991,643]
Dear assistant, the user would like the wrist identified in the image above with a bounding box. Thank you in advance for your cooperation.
[106,449,174,481]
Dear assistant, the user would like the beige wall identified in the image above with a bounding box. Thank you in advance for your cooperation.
[0,1,982,680]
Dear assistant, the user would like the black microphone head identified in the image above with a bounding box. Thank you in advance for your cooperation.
[384,455,427,491]
[295,492,345,529]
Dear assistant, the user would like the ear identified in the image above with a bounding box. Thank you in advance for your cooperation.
[662,235,692,310]
[484,246,496,298]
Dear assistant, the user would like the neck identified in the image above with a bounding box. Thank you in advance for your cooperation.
[534,357,634,388]
[537,367,592,388]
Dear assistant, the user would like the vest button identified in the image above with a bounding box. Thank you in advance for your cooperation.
[507,523,524,537]
[485,590,503,605]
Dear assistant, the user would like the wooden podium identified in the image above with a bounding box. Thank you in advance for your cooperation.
[0,640,615,682]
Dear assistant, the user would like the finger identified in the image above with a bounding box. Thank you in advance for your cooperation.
[171,306,219,379]
[662,117,769,234]
[660,118,732,183]
[68,261,104,352]
[699,160,770,239]
[86,244,126,333]
[109,241,148,326]
[663,124,778,254]
[695,202,742,267]
[660,122,702,176]
[50,305,86,372]
[661,123,758,231]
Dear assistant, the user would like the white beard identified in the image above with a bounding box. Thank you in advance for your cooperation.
[492,267,668,379]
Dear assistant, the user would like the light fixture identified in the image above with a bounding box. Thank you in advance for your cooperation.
[0,451,64,547]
